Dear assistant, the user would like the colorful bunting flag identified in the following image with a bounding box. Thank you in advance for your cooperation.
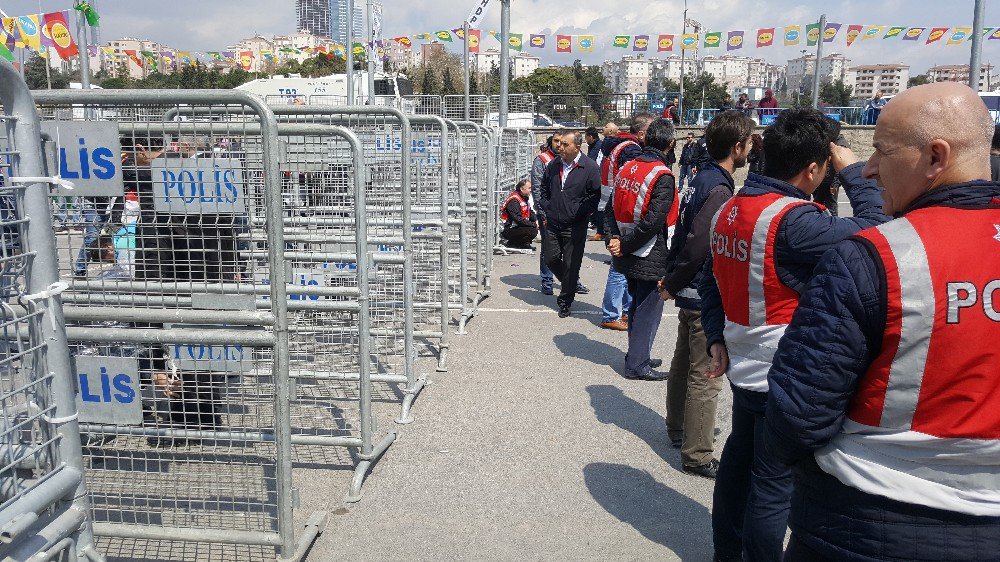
[704,31,722,48]
[756,28,774,48]
[124,49,143,68]
[863,25,885,40]
[239,51,253,70]
[823,22,841,42]
[452,28,465,40]
[926,27,948,44]
[207,51,221,60]
[529,34,545,48]
[42,11,78,59]
[633,35,649,51]
[680,33,698,49]
[556,34,571,53]
[414,33,431,41]
[178,51,192,64]
[846,24,863,47]
[393,36,412,47]
[784,25,801,46]
[947,27,971,44]
[903,27,925,41]
[39,13,53,49]
[2,18,20,50]
[87,45,96,57]
[990,28,1000,40]
[161,51,175,69]
[74,2,100,27]
[468,29,481,53]
[435,30,452,42]
[0,27,13,61]
[578,35,594,52]
[100,46,113,55]
[805,22,820,46]
[352,42,365,55]
[16,15,42,51]
[727,30,744,51]
[613,35,629,48]
[657,34,674,52]
[883,26,906,39]
[261,50,274,61]
[508,32,522,52]
[140,50,157,71]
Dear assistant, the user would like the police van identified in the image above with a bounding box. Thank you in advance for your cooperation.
[236,71,415,112]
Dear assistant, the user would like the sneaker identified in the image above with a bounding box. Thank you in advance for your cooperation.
[623,369,669,381]
[558,305,571,318]
[682,458,720,479]
[540,286,554,295]
[600,319,628,331]
[576,284,590,294]
[587,233,604,241]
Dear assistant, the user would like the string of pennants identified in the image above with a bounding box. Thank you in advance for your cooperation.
[391,24,1000,54]
[0,10,83,62]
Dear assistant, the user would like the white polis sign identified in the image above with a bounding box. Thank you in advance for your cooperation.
[151,157,246,214]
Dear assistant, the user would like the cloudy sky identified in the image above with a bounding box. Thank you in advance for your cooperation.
[3,0,1000,74]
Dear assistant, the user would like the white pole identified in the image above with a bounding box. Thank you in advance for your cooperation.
[970,0,986,91]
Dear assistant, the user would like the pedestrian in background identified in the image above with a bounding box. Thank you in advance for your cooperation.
[605,118,678,379]
[756,89,779,122]
[700,108,890,562]
[662,110,755,479]
[539,132,601,318]
[765,81,1000,562]
[678,132,697,190]
[531,134,560,295]
[585,126,602,161]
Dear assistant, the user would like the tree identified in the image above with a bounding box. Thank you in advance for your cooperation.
[820,79,854,107]
[662,73,728,111]
[23,54,70,89]
[908,74,931,88]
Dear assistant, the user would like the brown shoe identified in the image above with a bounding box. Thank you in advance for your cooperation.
[588,233,604,241]
[601,319,628,331]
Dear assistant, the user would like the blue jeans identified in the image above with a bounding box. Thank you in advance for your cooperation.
[712,383,793,562]
[600,264,632,322]
[679,165,693,190]
[74,204,109,276]
[538,220,554,290]
[624,278,663,376]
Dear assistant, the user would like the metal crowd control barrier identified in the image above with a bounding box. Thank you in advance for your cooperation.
[443,95,489,122]
[0,57,103,562]
[454,121,491,329]
[30,88,326,560]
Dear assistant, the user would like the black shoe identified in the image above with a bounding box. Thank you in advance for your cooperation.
[649,358,663,368]
[623,369,669,381]
[540,286,554,295]
[683,458,720,479]
[558,306,571,318]
[576,284,590,294]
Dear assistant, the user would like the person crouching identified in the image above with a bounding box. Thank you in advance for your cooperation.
[501,179,538,249]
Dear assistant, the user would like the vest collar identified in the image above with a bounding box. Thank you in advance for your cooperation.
[744,172,810,201]
[899,181,1000,217]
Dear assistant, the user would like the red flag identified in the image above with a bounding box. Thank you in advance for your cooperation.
[556,34,572,53]
[239,51,253,70]
[43,11,78,59]
[846,24,864,47]
[926,27,949,44]
[756,28,775,47]
[657,34,674,51]
[469,29,481,54]
[124,49,144,68]
[393,36,412,48]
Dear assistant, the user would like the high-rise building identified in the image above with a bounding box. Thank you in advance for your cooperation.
[849,64,910,98]
[927,64,995,92]
[296,0,330,38]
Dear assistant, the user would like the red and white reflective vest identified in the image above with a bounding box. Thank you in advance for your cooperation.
[612,158,678,257]
[500,191,531,223]
[600,136,640,210]
[710,192,821,391]
[536,149,556,167]
[815,207,1000,516]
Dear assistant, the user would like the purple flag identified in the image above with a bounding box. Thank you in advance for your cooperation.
[823,22,842,42]
[727,30,745,50]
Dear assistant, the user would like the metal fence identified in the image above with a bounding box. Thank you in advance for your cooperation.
[0,58,102,562]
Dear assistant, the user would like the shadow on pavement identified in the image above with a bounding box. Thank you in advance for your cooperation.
[499,273,542,290]
[584,462,712,559]
[553,333,622,368]
[586,384,680,468]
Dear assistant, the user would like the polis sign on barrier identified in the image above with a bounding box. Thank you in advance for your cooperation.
[40,120,123,196]
[75,356,142,425]
[151,157,246,213]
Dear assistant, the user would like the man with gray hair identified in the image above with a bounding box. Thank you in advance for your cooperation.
[539,130,602,317]
[765,82,1000,560]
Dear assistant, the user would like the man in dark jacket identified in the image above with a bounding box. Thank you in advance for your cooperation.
[765,82,1000,562]
[604,118,677,380]
[500,178,538,248]
[699,108,890,562]
[539,131,601,317]
[585,126,602,161]
[678,132,697,190]
[661,110,755,479]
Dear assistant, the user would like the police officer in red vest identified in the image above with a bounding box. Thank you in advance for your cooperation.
[604,118,678,380]
[500,178,538,248]
[699,108,890,561]
[765,82,1000,561]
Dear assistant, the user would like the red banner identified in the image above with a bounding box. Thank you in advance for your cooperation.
[556,34,572,53]
[240,51,253,70]
[42,11,78,59]
[124,49,143,68]
[469,29,481,54]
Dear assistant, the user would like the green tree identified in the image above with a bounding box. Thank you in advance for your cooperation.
[23,54,70,89]
[820,79,854,106]
[908,74,931,88]
[662,73,728,111]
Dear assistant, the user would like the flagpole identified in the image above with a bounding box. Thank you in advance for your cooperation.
[970,0,985,91]
[366,0,375,104]
[811,14,825,108]
[679,0,687,121]
[74,2,92,91]
[463,20,470,120]
[499,0,510,127]
[346,0,355,104]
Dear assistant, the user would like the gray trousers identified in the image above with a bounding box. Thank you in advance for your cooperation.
[666,308,723,467]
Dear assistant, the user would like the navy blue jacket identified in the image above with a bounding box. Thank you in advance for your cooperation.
[699,163,890,351]
[587,138,602,161]
[539,153,601,230]
[664,160,734,310]
[764,182,1000,561]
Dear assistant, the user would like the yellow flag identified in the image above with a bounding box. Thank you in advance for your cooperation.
[16,14,42,51]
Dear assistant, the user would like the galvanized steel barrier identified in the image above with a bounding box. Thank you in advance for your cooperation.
[30,88,325,560]
[0,57,103,562]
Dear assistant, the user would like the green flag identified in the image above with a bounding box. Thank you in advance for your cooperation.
[74,1,100,27]
[435,31,453,42]
[704,32,722,48]
[613,35,629,48]
[806,22,821,46]
[0,41,13,62]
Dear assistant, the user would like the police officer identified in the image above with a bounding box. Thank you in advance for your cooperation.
[500,179,538,249]
[699,108,890,561]
[765,82,1000,561]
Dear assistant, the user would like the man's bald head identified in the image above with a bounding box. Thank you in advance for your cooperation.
[863,82,993,215]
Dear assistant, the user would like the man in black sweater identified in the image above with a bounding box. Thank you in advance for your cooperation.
[539,131,602,317]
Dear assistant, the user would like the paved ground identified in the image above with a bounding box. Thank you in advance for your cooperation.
[303,241,734,561]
